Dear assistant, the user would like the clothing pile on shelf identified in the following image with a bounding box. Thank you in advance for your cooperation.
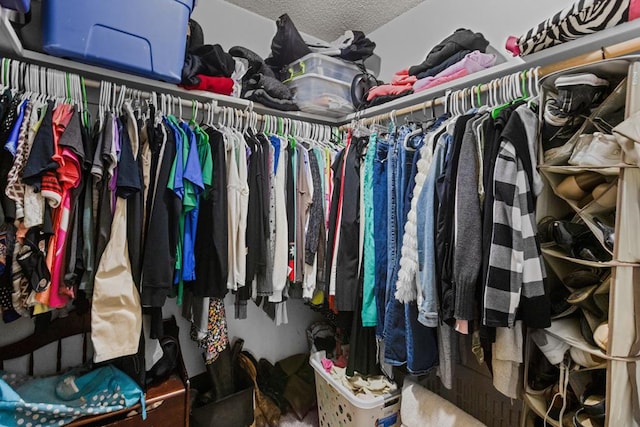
[230,46,299,111]
[179,16,300,109]
[265,13,375,81]
[0,75,346,367]
[506,0,640,57]
[180,13,376,113]
[181,41,242,97]
[182,39,301,110]
[364,29,495,108]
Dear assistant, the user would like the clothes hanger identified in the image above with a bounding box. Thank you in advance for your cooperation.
[209,100,217,127]
[444,90,452,116]
[0,58,5,92]
[189,99,198,127]
[388,109,397,134]
[491,75,515,119]
[243,104,251,135]
[118,85,127,114]
[158,93,167,117]
[469,86,476,110]
[252,111,258,134]
[237,109,244,133]
[10,59,19,94]
[489,79,497,108]
[231,108,238,131]
[218,106,225,128]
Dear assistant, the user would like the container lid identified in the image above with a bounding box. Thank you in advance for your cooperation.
[287,72,352,87]
[288,52,362,71]
[309,351,399,410]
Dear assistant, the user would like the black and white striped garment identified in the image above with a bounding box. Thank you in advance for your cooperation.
[516,0,630,56]
[483,140,547,328]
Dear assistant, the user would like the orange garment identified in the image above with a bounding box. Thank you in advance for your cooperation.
[390,69,418,86]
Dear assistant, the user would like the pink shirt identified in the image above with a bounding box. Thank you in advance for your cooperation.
[413,50,496,93]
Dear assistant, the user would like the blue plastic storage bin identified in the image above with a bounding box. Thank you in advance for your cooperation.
[0,0,30,13]
[41,0,192,83]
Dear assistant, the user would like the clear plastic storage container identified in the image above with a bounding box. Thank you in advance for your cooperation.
[310,352,401,427]
[287,73,354,117]
[286,53,361,84]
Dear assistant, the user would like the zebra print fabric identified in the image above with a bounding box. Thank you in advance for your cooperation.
[514,0,630,56]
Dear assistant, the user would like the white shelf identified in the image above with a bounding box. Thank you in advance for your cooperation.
[538,165,623,176]
[0,9,337,125]
[341,19,640,123]
[5,6,640,127]
[541,247,615,268]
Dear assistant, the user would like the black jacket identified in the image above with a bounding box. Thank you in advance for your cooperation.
[408,29,489,76]
[140,121,181,307]
[192,127,229,298]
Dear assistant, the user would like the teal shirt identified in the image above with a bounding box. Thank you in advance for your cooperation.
[361,134,377,327]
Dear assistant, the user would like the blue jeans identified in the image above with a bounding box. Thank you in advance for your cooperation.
[385,128,438,374]
[373,138,390,338]
[383,127,406,365]
[403,135,424,217]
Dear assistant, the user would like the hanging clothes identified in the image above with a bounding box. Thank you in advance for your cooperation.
[92,171,142,362]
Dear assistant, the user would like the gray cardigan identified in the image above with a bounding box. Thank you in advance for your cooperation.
[452,114,485,321]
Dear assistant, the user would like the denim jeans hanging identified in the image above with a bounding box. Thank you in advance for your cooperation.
[384,127,438,374]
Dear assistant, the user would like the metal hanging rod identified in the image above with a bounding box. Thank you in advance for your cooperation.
[0,55,338,127]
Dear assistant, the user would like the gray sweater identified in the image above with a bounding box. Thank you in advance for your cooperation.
[452,114,485,321]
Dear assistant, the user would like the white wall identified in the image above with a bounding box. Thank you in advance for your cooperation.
[165,296,322,377]
[191,1,276,58]
[369,0,577,81]
[191,0,327,58]
[0,297,321,378]
[182,0,324,377]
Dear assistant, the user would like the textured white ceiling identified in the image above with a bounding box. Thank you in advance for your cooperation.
[224,0,425,42]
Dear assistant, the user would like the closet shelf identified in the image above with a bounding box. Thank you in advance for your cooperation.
[341,19,640,123]
[540,247,639,268]
[537,165,623,176]
[5,7,640,127]
[522,393,562,427]
[545,318,607,359]
[0,9,336,126]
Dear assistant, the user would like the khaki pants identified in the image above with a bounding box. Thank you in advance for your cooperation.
[91,197,142,363]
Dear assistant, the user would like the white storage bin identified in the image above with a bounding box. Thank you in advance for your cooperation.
[310,351,401,427]
[287,73,354,118]
[286,53,362,84]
